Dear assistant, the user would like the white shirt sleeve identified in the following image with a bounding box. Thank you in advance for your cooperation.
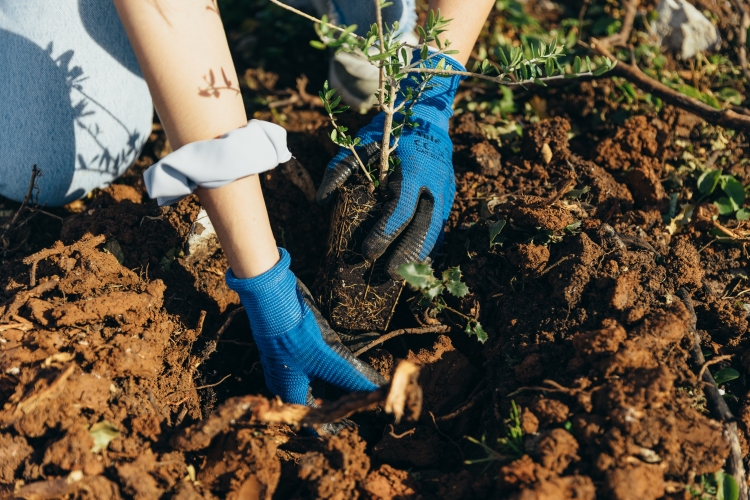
[143,119,292,206]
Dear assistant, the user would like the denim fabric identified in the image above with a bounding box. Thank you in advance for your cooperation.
[0,0,152,206]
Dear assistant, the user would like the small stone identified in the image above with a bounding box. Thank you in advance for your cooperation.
[541,143,553,165]
[652,0,720,59]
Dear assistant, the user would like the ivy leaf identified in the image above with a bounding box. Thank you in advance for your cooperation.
[698,169,722,195]
[443,267,469,297]
[90,421,120,453]
[715,197,736,215]
[398,262,437,289]
[721,175,745,208]
[465,321,488,343]
[489,219,507,246]
[714,367,740,386]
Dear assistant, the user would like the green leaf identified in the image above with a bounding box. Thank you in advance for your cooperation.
[534,78,547,87]
[592,65,610,76]
[90,421,120,453]
[310,40,326,50]
[446,280,469,298]
[721,472,740,500]
[369,51,393,62]
[466,321,488,343]
[443,267,469,297]
[397,262,437,289]
[545,57,555,77]
[573,56,581,74]
[585,56,592,72]
[420,44,429,61]
[717,87,743,106]
[566,185,590,199]
[325,88,337,100]
[721,175,745,207]
[497,47,509,66]
[698,169,722,195]
[489,219,507,246]
[714,367,740,386]
[737,208,750,220]
[715,197,736,215]
[330,129,338,142]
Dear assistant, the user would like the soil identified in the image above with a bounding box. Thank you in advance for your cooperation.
[314,179,404,333]
[1,4,750,499]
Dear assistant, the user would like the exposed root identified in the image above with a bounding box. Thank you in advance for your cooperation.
[172,360,422,451]
[353,325,451,356]
[22,234,105,287]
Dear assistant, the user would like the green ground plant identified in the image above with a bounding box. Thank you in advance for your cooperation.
[687,470,740,500]
[397,261,487,343]
[696,168,750,220]
[465,400,524,464]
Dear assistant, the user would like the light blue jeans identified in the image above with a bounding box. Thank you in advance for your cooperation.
[0,0,416,207]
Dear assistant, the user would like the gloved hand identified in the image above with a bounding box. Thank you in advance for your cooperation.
[316,51,465,279]
[225,248,385,405]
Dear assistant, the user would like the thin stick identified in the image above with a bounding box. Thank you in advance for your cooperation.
[697,355,733,383]
[591,39,750,131]
[269,0,364,41]
[215,307,243,339]
[730,0,750,81]
[599,0,639,47]
[405,67,595,86]
[195,373,231,390]
[435,389,488,422]
[0,165,39,251]
[677,288,747,500]
[195,310,207,336]
[374,0,392,186]
[354,325,450,356]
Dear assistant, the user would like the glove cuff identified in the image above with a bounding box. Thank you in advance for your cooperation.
[225,248,304,337]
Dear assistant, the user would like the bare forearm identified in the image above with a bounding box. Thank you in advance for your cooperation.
[114,0,278,278]
[428,0,494,66]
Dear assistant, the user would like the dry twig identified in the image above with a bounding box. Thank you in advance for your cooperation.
[677,288,747,500]
[730,0,750,81]
[22,234,105,287]
[353,325,450,356]
[697,355,733,381]
[0,364,76,428]
[0,166,40,254]
[599,0,639,48]
[590,39,750,131]
[172,360,422,451]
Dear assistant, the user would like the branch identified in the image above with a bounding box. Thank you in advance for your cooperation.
[269,0,365,42]
[590,39,750,130]
[405,67,595,86]
[730,0,750,81]
[599,0,639,48]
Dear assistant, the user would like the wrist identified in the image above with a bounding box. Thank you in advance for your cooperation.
[225,248,304,337]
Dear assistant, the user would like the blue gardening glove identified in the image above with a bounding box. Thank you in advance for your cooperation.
[317,51,465,279]
[225,248,385,405]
